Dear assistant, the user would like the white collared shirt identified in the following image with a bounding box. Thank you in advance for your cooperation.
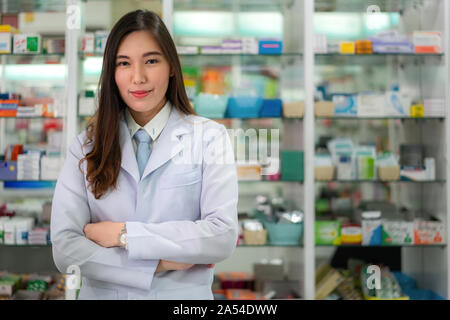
[125,101,172,155]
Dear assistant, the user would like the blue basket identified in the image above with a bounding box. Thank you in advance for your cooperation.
[194,93,228,119]
[260,99,282,118]
[226,96,263,118]
[264,222,303,245]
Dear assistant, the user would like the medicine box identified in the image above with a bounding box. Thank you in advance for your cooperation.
[362,212,382,245]
[414,220,445,245]
[413,31,442,54]
[339,42,355,54]
[382,221,414,245]
[13,34,41,54]
[315,220,341,245]
[281,150,304,181]
[258,39,282,55]
[332,95,357,116]
[0,161,17,180]
[357,93,385,117]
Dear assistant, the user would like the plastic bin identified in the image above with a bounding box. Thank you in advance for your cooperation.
[260,99,282,118]
[264,222,303,245]
[226,96,263,118]
[283,101,304,118]
[193,93,228,119]
[378,166,400,181]
[243,230,267,245]
[315,166,335,181]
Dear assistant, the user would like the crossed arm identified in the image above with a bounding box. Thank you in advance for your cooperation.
[82,221,214,272]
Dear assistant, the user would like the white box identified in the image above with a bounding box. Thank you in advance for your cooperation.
[13,34,41,54]
[357,93,385,117]
[385,91,411,117]
[0,32,12,53]
[81,33,95,53]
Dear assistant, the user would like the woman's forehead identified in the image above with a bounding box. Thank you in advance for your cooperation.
[117,30,162,56]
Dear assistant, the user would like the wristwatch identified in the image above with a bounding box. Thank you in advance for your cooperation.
[119,224,127,249]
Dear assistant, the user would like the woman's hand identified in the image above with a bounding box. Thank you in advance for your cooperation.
[155,260,215,273]
[83,221,124,248]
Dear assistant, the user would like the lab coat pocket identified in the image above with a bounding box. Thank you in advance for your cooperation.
[160,170,201,189]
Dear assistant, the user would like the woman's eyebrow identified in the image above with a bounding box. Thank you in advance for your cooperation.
[143,51,162,57]
[116,52,162,59]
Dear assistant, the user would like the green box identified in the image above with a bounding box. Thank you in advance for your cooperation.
[281,150,304,181]
[315,221,341,245]
[381,221,413,245]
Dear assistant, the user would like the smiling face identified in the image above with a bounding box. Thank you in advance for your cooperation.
[114,30,172,126]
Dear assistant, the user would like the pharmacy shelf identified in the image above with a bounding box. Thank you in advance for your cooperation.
[237,244,303,248]
[0,244,50,248]
[239,180,303,184]
[316,244,446,248]
[0,116,64,119]
[316,53,444,57]
[315,179,445,184]
[315,116,445,120]
[0,53,65,56]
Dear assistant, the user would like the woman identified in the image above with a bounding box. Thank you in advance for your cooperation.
[50,10,238,300]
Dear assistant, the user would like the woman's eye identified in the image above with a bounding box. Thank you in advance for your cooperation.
[117,61,129,66]
[146,59,158,64]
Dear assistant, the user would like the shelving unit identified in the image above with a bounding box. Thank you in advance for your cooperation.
[1,0,449,300]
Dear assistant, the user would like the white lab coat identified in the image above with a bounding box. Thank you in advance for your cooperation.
[50,107,239,300]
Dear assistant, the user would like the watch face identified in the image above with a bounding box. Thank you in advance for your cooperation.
[120,233,127,245]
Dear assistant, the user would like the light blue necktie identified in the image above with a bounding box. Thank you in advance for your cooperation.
[134,129,152,178]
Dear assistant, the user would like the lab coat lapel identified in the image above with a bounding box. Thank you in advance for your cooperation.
[119,116,140,183]
[141,108,191,180]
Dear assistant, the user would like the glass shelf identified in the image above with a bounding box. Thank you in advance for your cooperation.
[0,244,51,248]
[316,244,446,248]
[0,116,64,119]
[316,53,444,57]
[0,53,65,57]
[0,0,66,13]
[316,116,445,120]
[237,244,302,248]
[316,180,445,184]
[239,180,302,183]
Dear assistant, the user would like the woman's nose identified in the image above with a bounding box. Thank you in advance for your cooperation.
[132,64,147,84]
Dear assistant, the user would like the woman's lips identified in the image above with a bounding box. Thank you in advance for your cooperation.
[130,90,151,98]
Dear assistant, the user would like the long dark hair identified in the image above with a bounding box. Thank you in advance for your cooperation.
[80,10,194,199]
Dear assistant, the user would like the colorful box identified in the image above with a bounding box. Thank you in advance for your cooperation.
[315,221,341,245]
[340,42,355,54]
[413,31,441,54]
[13,34,41,54]
[281,150,304,181]
[362,211,382,245]
[411,104,425,118]
[332,95,357,116]
[258,39,282,55]
[414,220,445,245]
[382,221,414,245]
[341,224,362,244]
[0,161,17,180]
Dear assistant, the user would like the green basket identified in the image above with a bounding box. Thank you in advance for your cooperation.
[264,221,303,245]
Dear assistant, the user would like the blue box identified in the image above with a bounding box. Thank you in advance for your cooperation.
[193,93,228,119]
[226,96,263,118]
[0,161,17,180]
[332,94,358,116]
[260,99,282,117]
[258,40,282,55]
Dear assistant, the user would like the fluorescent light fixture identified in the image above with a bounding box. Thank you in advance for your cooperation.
[3,64,66,81]
[174,11,233,36]
[238,12,282,37]
[83,57,103,76]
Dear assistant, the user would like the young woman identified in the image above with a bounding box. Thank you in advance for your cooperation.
[50,10,238,300]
